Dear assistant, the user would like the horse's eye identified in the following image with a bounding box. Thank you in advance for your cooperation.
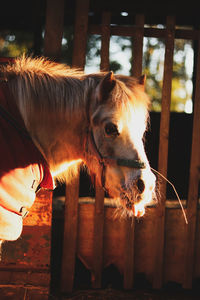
[105,123,119,136]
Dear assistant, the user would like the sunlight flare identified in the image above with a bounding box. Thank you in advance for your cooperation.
[51,159,82,178]
[134,202,146,217]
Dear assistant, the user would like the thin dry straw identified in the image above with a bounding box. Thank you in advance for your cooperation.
[150,167,188,225]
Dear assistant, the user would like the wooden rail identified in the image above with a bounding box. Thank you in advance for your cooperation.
[89,25,200,40]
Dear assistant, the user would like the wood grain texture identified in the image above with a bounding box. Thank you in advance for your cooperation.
[72,0,90,68]
[92,179,105,288]
[183,33,200,289]
[100,12,111,71]
[44,0,64,60]
[124,14,144,290]
[61,175,80,293]
[153,16,175,289]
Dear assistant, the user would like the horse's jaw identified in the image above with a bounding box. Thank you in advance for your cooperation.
[34,125,85,167]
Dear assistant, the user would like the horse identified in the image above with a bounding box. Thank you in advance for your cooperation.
[0,56,156,241]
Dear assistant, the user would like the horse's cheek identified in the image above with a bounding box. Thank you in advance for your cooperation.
[105,165,123,196]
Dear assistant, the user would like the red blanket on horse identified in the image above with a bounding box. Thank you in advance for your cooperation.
[0,83,53,240]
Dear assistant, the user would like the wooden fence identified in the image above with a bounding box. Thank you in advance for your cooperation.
[57,0,200,294]
[0,0,199,297]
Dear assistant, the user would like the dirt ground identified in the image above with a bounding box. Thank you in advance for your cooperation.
[48,288,199,300]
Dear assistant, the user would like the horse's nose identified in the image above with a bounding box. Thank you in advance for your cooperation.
[136,178,145,193]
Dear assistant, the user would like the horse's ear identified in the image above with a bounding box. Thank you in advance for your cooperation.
[97,71,116,102]
[139,74,146,87]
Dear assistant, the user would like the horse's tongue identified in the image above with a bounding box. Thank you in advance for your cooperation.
[0,205,22,240]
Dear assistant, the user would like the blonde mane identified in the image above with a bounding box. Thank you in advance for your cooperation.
[1,56,150,117]
[1,57,88,124]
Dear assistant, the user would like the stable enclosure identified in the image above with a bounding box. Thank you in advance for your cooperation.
[60,0,200,294]
[0,0,200,299]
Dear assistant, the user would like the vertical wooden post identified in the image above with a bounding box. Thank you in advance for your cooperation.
[32,1,43,56]
[92,179,105,288]
[100,12,111,71]
[92,10,111,288]
[153,15,175,289]
[60,0,90,293]
[124,14,144,290]
[131,14,144,77]
[61,174,80,293]
[72,0,90,69]
[183,34,200,289]
[44,0,64,61]
[123,218,135,290]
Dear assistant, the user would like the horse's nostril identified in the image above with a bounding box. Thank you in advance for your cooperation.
[136,178,145,193]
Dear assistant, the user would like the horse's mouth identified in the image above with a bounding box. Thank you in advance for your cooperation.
[105,183,147,218]
[119,192,144,217]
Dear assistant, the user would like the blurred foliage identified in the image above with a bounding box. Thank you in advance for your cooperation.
[60,26,74,66]
[0,30,34,57]
[142,38,193,112]
[0,29,193,113]
[85,35,193,113]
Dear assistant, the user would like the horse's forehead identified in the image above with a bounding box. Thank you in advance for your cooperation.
[117,102,148,139]
[113,101,147,124]
[93,97,147,131]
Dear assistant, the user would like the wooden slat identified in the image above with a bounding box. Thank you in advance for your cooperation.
[100,12,111,71]
[92,179,105,288]
[72,0,90,68]
[32,1,43,56]
[123,218,135,290]
[153,15,175,289]
[123,14,144,291]
[61,174,80,293]
[92,11,110,289]
[131,14,144,77]
[44,0,64,61]
[183,33,200,289]
[89,25,199,41]
[60,0,90,293]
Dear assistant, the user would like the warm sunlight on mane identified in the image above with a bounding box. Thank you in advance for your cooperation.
[2,55,83,78]
[51,159,82,183]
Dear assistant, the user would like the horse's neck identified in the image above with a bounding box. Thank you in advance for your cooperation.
[32,121,85,172]
[12,77,91,171]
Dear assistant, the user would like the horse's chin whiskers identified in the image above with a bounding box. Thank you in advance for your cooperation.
[111,200,136,221]
[112,206,123,220]
[112,178,157,219]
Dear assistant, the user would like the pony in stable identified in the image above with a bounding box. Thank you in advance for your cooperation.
[0,57,156,241]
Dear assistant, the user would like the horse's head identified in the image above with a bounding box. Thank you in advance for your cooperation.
[85,72,156,217]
